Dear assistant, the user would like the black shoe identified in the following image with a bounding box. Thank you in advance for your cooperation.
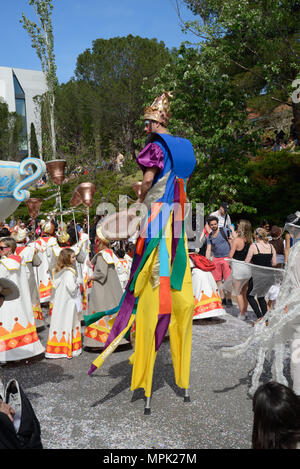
[226,299,233,307]
[222,298,227,306]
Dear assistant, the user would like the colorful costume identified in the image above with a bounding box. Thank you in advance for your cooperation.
[0,255,45,362]
[189,255,226,319]
[45,267,82,359]
[84,248,123,348]
[86,94,196,398]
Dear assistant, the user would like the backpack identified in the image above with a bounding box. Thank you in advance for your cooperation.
[209,227,231,246]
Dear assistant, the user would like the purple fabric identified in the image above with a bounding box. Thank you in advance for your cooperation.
[171,178,181,265]
[88,364,97,376]
[102,289,136,351]
[137,143,164,173]
[155,314,171,352]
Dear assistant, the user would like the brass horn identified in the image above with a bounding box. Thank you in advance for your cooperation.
[75,182,96,208]
[26,198,43,219]
[46,160,67,185]
[70,190,82,208]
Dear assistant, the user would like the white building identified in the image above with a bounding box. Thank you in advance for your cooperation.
[0,66,47,158]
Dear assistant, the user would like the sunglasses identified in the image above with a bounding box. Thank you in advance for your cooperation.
[0,246,9,251]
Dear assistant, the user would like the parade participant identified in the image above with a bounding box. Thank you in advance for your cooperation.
[0,238,44,362]
[221,212,300,397]
[83,227,123,351]
[189,251,226,320]
[45,248,82,359]
[12,228,44,330]
[86,92,196,409]
[34,219,58,304]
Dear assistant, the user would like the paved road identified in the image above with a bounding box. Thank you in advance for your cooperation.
[0,305,291,450]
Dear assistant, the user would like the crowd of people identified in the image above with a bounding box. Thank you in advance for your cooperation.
[262,128,299,153]
[1,90,300,449]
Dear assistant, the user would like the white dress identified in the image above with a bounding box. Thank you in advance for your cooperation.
[34,235,58,303]
[16,243,44,329]
[0,255,45,362]
[190,259,226,319]
[45,267,82,359]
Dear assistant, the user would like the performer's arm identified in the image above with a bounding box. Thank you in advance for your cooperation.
[137,167,158,203]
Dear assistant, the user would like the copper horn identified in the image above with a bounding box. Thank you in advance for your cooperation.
[26,198,43,219]
[70,190,82,207]
[46,159,67,185]
[75,183,96,208]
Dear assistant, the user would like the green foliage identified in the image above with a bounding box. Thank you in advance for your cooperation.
[12,168,143,224]
[30,122,40,158]
[0,100,23,161]
[143,44,261,215]
[238,150,300,225]
[21,0,58,160]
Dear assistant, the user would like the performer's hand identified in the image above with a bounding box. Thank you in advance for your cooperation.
[284,305,288,314]
[0,399,15,422]
[86,260,93,269]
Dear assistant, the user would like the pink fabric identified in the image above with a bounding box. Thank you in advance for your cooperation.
[137,142,164,173]
[211,257,231,282]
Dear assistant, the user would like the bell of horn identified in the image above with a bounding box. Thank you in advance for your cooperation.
[70,190,82,208]
[46,159,67,185]
[26,198,43,219]
[75,182,96,208]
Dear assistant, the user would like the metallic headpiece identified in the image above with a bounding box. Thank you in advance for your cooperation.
[11,228,28,243]
[42,220,56,235]
[96,223,110,245]
[144,91,173,127]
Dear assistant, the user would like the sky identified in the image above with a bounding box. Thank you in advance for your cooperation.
[0,0,199,84]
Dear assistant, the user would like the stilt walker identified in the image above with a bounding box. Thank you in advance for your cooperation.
[85,92,196,414]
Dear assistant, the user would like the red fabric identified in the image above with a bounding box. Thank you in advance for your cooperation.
[189,253,216,272]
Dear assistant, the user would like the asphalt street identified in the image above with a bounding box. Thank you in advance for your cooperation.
[0,304,292,450]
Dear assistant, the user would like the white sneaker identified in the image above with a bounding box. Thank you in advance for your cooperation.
[5,379,22,433]
[237,313,246,321]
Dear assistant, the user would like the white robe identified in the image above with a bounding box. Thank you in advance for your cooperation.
[0,255,45,362]
[45,267,82,359]
[190,259,226,319]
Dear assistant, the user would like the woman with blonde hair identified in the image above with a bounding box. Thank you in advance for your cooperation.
[45,248,82,359]
[245,228,277,319]
[228,220,252,319]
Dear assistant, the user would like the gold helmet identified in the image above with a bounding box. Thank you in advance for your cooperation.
[144,91,172,127]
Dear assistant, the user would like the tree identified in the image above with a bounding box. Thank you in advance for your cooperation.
[143,44,261,215]
[0,100,23,161]
[181,0,300,140]
[21,0,58,160]
[30,122,40,157]
[74,35,174,161]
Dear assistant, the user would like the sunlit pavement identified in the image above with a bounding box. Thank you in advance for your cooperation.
[0,304,291,449]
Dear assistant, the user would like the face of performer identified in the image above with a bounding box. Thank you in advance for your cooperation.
[0,243,11,258]
[144,119,162,135]
[0,294,4,308]
[209,220,219,233]
[70,253,76,265]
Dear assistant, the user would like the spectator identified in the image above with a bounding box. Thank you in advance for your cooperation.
[210,202,232,231]
[252,382,300,449]
[245,228,277,319]
[260,219,272,240]
[270,226,285,267]
[205,215,233,306]
[228,219,252,319]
